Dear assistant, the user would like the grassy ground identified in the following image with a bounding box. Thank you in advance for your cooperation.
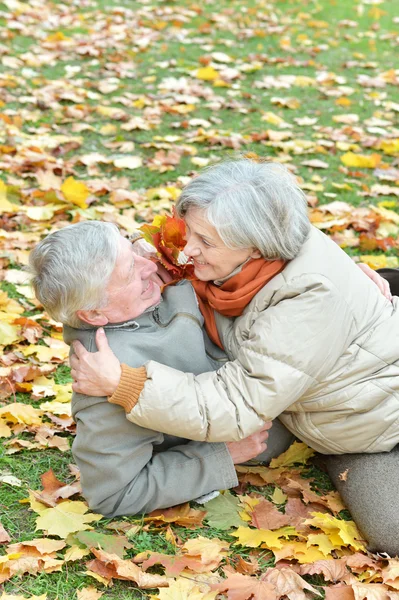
[0,0,398,598]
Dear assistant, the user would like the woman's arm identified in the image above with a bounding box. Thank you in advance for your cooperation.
[72,275,354,442]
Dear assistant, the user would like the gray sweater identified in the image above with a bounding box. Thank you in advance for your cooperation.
[63,281,237,517]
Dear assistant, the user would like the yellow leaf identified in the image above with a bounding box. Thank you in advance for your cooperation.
[182,536,230,560]
[194,66,219,81]
[35,500,102,538]
[65,545,91,562]
[335,97,352,106]
[274,540,328,563]
[378,139,399,156]
[99,123,117,135]
[340,152,381,169]
[39,400,71,417]
[270,487,288,504]
[304,512,366,551]
[0,418,12,438]
[0,291,24,316]
[21,344,69,362]
[61,177,90,209]
[145,186,181,201]
[84,570,111,586]
[360,255,399,270]
[261,112,286,126]
[307,533,335,556]
[269,441,315,468]
[45,31,70,42]
[378,200,397,209]
[156,577,217,600]
[0,403,42,426]
[0,321,21,345]
[368,6,387,19]
[0,180,19,214]
[232,525,297,549]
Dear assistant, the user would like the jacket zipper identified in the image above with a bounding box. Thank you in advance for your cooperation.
[152,306,202,329]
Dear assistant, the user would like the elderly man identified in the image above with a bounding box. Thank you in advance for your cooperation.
[29,220,283,517]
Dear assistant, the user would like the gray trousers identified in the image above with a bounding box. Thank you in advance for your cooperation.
[326,448,399,556]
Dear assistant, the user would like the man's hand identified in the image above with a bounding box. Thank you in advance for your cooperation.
[358,263,392,301]
[226,423,272,464]
[70,328,121,396]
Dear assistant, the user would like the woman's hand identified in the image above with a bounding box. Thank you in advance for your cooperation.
[358,263,392,301]
[70,328,122,397]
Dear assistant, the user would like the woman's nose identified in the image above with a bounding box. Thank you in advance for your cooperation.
[184,238,200,257]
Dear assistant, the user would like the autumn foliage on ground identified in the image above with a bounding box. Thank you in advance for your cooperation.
[0,0,399,598]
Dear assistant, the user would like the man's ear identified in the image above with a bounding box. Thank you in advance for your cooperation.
[76,309,109,327]
[250,249,262,259]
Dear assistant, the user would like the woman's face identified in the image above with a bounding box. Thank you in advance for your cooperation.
[183,208,261,281]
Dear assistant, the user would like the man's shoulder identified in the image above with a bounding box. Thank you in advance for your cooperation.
[63,325,95,350]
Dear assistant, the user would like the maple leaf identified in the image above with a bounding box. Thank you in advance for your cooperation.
[304,513,366,551]
[250,498,290,530]
[144,503,206,528]
[340,152,382,169]
[34,500,102,538]
[139,213,194,279]
[0,523,11,544]
[0,403,43,426]
[157,577,218,600]
[76,587,104,600]
[300,559,349,582]
[269,441,315,468]
[381,559,399,590]
[325,585,355,600]
[263,567,322,599]
[204,491,247,529]
[212,571,278,600]
[31,469,80,507]
[351,583,391,600]
[232,526,297,550]
[87,548,168,588]
[61,177,90,209]
[75,531,132,558]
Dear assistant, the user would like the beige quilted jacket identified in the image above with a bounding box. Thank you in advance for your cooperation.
[125,227,399,454]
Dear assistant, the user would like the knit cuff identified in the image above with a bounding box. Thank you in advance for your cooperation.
[108,364,147,413]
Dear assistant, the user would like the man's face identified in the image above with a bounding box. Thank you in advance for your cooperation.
[99,236,162,324]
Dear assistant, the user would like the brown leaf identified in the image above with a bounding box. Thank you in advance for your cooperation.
[250,498,291,530]
[300,559,349,582]
[234,555,260,575]
[0,523,11,543]
[89,548,168,588]
[263,567,322,599]
[144,503,206,528]
[212,570,278,600]
[325,585,355,600]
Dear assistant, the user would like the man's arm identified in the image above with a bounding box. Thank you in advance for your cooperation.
[72,395,238,517]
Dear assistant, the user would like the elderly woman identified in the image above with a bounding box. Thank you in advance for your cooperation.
[71,159,399,555]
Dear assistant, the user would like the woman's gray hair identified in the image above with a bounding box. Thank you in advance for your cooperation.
[29,221,120,328]
[176,159,310,260]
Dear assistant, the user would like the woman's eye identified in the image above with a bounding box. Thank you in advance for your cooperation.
[202,239,211,247]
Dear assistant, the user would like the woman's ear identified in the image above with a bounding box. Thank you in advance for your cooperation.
[76,309,108,327]
[250,249,262,259]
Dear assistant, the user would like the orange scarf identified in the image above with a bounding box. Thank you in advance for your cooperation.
[191,258,286,348]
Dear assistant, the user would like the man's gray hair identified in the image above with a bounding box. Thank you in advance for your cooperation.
[176,159,310,260]
[29,221,120,328]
